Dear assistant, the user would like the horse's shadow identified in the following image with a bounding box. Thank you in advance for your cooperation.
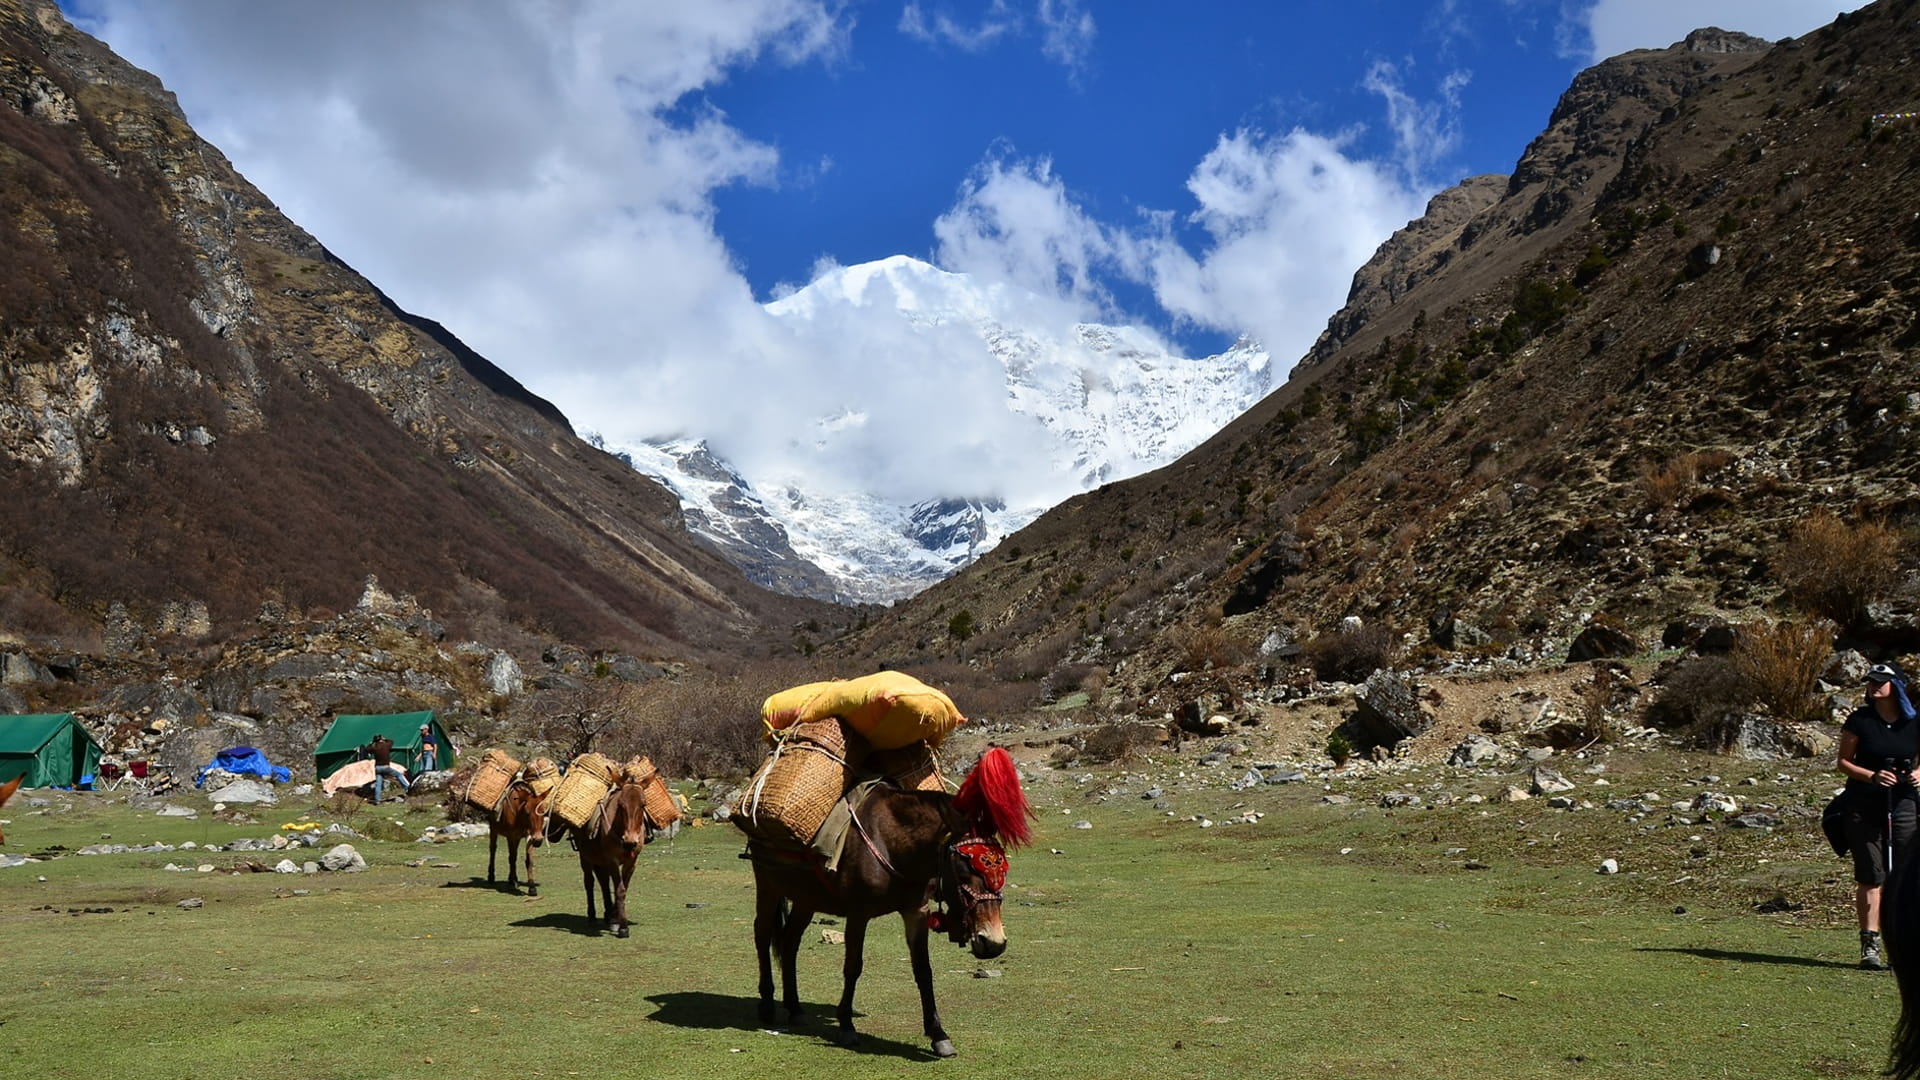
[439,876,530,895]
[1636,946,1858,970]
[507,911,606,936]
[643,992,937,1060]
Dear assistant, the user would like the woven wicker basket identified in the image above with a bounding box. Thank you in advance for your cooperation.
[551,752,618,829]
[870,741,946,793]
[522,757,559,798]
[642,773,681,828]
[465,749,523,813]
[737,719,866,845]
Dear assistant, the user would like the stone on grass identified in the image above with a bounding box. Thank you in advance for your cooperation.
[1598,859,1620,875]
[319,844,366,872]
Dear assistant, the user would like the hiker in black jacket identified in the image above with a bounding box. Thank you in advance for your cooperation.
[1838,664,1920,970]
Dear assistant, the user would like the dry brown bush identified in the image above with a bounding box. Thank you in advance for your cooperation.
[1773,510,1902,627]
[1637,456,1699,508]
[1730,617,1835,723]
[1174,624,1249,672]
[1074,722,1163,765]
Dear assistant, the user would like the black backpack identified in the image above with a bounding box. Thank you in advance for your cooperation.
[1822,788,1853,858]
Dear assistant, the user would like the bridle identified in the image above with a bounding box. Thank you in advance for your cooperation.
[929,835,1008,945]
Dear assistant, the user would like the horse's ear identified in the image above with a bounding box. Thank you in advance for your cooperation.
[0,774,20,807]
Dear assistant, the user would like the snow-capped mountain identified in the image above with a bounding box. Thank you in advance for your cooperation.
[622,256,1273,604]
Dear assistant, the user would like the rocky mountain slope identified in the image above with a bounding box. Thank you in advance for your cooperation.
[0,0,837,663]
[830,7,1920,721]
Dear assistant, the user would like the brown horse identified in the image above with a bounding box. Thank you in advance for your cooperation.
[487,779,550,896]
[748,746,1032,1058]
[568,776,657,937]
[0,775,22,844]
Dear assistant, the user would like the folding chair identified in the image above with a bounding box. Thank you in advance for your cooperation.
[98,760,125,791]
[127,759,151,795]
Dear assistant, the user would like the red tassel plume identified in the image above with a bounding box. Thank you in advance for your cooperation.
[953,746,1033,848]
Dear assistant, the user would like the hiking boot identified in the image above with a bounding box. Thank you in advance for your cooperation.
[1863,930,1887,970]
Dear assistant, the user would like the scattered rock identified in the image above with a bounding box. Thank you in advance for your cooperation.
[319,844,366,872]
[177,897,204,909]
[1598,859,1620,875]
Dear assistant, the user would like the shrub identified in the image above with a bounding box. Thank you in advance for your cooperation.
[1304,625,1397,683]
[1637,456,1698,508]
[1325,732,1354,765]
[1731,617,1835,723]
[1644,655,1754,749]
[1773,510,1903,628]
[1076,722,1162,765]
[1174,624,1249,672]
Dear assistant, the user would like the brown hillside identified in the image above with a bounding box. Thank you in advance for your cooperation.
[832,5,1920,716]
[0,0,839,660]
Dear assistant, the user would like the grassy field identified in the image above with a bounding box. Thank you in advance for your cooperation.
[0,756,1896,1080]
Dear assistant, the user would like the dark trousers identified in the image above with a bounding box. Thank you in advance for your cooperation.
[1848,788,1918,886]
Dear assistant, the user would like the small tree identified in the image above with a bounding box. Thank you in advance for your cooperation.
[947,609,976,643]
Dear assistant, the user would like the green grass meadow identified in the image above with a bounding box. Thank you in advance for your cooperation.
[0,781,1897,1080]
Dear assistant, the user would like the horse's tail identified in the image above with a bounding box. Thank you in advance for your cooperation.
[1890,842,1920,1079]
[954,746,1033,848]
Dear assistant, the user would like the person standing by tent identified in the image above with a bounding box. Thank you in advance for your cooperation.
[417,723,439,773]
[365,733,411,805]
[1837,663,1920,969]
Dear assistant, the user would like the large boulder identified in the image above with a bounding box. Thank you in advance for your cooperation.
[1351,670,1432,750]
[1567,622,1637,662]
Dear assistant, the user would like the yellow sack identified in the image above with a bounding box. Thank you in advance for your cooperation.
[762,680,845,738]
[794,670,964,750]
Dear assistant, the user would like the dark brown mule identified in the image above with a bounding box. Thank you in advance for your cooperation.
[488,779,550,896]
[0,774,22,844]
[749,747,1031,1058]
[571,776,652,937]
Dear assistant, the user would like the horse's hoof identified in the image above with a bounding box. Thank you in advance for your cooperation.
[931,1039,957,1058]
[836,1029,861,1048]
[616,925,629,939]
[527,886,538,897]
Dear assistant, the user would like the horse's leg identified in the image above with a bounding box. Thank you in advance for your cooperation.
[613,853,635,938]
[580,852,598,931]
[597,861,617,933]
[777,900,813,1024]
[524,832,538,898]
[906,910,954,1057]
[487,826,499,885]
[506,834,521,892]
[753,879,781,1027]
[834,914,868,1047]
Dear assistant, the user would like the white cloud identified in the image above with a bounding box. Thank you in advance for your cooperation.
[897,0,1093,74]
[1136,130,1429,365]
[898,0,1018,52]
[1568,0,1868,64]
[932,156,1122,314]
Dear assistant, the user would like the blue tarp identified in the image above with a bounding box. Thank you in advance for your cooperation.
[194,745,292,787]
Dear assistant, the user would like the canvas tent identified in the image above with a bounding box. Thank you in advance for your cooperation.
[0,713,104,788]
[313,712,452,782]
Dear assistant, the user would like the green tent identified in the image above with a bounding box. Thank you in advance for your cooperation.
[0,713,104,788]
[313,711,453,781]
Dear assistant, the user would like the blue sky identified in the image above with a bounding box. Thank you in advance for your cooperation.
[62,0,1862,500]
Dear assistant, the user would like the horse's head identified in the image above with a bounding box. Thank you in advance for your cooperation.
[936,835,1010,959]
[606,778,650,854]
[0,774,22,844]
[511,782,549,847]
